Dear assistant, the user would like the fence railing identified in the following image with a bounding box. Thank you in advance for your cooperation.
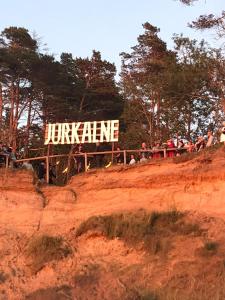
[1,148,184,183]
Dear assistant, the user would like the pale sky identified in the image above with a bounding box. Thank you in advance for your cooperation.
[0,0,224,72]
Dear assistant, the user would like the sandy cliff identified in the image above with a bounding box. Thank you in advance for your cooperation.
[0,146,225,300]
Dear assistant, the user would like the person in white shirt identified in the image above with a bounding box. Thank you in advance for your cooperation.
[206,131,214,147]
[129,154,136,165]
[140,153,148,163]
[220,123,225,145]
[22,161,34,171]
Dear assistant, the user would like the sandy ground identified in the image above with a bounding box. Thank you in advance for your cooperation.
[0,146,225,299]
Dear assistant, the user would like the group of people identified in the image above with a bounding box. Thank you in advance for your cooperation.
[1,124,225,180]
[0,143,17,168]
[127,129,225,165]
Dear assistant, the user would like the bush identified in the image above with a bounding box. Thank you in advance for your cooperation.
[74,263,100,287]
[76,210,201,254]
[25,285,72,300]
[173,152,199,164]
[26,235,71,273]
[0,271,7,284]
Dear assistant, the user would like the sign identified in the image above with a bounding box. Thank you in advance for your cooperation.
[44,120,119,145]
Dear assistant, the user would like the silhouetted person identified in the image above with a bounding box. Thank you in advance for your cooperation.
[38,162,46,183]
[95,141,104,168]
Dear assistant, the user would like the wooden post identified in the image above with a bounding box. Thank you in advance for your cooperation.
[111,142,114,164]
[84,153,88,172]
[46,156,49,184]
[123,150,127,165]
[163,148,167,158]
[5,155,9,169]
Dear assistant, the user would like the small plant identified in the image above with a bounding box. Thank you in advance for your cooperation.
[25,285,72,300]
[0,271,7,284]
[173,152,199,164]
[148,210,182,228]
[74,263,100,287]
[140,292,158,300]
[123,288,158,300]
[204,241,218,252]
[198,241,218,257]
[26,235,71,273]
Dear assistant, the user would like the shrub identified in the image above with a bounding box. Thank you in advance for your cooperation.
[0,271,7,284]
[74,263,100,287]
[124,288,158,300]
[173,152,199,164]
[25,285,72,300]
[26,235,71,273]
[76,210,201,254]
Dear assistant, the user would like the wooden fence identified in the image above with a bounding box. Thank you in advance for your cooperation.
[1,148,183,183]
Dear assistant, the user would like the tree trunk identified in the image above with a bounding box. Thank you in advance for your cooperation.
[12,83,20,150]
[156,94,161,141]
[24,97,32,156]
[187,102,192,141]
[9,84,15,146]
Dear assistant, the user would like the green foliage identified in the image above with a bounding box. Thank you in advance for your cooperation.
[26,235,71,273]
[0,26,123,152]
[120,22,224,146]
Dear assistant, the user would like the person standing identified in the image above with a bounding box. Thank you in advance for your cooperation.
[37,162,46,183]
[206,131,214,147]
[220,123,225,145]
[167,139,175,158]
[95,141,104,168]
[129,154,136,165]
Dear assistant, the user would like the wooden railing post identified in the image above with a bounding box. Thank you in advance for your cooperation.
[5,155,9,168]
[46,156,49,184]
[123,150,127,165]
[84,153,88,172]
[163,148,167,158]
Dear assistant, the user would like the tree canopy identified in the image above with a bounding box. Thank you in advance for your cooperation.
[0,4,224,154]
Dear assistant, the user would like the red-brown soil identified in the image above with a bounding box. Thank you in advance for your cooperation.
[0,146,225,300]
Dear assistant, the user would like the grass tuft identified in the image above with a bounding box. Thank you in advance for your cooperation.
[26,235,71,273]
[0,271,7,284]
[197,241,219,257]
[76,210,201,254]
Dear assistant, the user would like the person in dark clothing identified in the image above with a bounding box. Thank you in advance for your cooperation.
[95,141,104,168]
[75,144,85,173]
[38,162,46,182]
[116,146,123,164]
[49,164,56,184]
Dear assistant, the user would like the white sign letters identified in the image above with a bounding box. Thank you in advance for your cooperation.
[44,120,119,145]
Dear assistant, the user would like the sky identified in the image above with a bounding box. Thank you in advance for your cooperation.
[0,0,224,73]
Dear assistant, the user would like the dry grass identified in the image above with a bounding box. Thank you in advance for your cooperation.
[25,285,72,300]
[76,210,201,254]
[74,263,100,288]
[197,241,219,257]
[124,289,158,300]
[0,271,7,283]
[173,143,223,164]
[26,235,71,273]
